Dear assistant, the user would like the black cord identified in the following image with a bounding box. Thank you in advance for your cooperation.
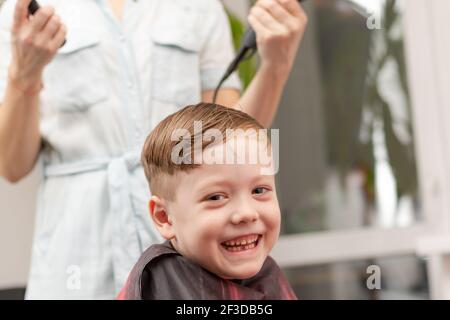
[213,46,256,104]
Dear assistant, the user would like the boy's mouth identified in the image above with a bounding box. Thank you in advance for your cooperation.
[221,234,262,252]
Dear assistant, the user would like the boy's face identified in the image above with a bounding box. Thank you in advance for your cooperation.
[150,134,281,280]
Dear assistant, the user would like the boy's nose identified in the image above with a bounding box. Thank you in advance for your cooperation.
[230,202,259,225]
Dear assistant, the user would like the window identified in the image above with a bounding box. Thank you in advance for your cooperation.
[267,0,450,299]
[275,0,419,234]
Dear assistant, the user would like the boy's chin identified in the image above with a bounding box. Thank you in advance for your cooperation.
[218,264,263,280]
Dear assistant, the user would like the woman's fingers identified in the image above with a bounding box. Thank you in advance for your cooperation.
[10,2,65,78]
[277,0,308,28]
[36,14,62,45]
[250,6,287,35]
[255,0,308,34]
[248,14,271,43]
[12,0,32,33]
[15,4,63,55]
[248,10,271,39]
[278,0,307,19]
[258,0,299,31]
[247,0,308,71]
[49,24,67,52]
[27,6,55,36]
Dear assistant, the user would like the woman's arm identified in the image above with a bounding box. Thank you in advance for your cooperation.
[203,0,307,128]
[0,0,66,183]
[203,64,291,129]
[0,71,42,183]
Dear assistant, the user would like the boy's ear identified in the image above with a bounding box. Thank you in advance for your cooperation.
[149,195,175,240]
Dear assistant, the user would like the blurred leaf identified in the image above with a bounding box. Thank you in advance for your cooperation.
[226,9,257,89]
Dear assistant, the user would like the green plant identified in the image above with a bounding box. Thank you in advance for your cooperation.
[226,10,257,89]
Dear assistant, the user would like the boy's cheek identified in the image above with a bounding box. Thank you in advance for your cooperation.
[265,201,282,227]
[268,207,282,241]
[195,217,224,240]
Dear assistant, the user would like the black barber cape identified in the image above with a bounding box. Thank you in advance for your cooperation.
[117,241,297,300]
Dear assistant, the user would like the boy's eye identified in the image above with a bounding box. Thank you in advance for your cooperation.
[253,187,269,195]
[207,194,226,201]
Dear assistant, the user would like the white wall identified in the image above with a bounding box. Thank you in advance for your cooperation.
[0,167,39,289]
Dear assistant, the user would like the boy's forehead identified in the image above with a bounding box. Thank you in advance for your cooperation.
[204,133,271,159]
[169,129,277,183]
[182,162,276,189]
[195,135,275,176]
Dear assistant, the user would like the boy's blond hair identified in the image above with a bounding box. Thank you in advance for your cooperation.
[141,103,266,200]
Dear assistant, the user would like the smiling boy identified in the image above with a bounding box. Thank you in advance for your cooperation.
[117,103,296,300]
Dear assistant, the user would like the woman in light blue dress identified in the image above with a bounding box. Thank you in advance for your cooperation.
[0,0,308,299]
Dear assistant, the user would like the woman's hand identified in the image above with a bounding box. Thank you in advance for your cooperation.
[248,0,308,76]
[8,0,66,91]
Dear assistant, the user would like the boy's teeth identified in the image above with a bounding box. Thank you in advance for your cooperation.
[223,235,259,247]
[224,242,256,252]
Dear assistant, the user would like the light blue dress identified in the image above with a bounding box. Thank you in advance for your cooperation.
[0,0,241,299]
